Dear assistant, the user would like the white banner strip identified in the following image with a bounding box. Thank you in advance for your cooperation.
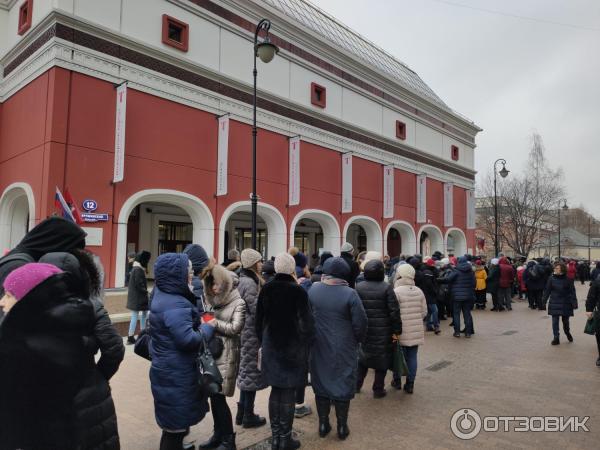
[216,115,230,196]
[342,154,353,213]
[113,84,127,183]
[416,175,427,223]
[383,165,394,218]
[288,137,301,206]
[466,189,476,229]
[444,183,454,227]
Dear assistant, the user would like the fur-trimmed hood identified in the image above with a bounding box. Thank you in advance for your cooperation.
[203,263,240,308]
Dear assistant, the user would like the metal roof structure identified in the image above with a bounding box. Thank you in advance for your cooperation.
[260,0,450,110]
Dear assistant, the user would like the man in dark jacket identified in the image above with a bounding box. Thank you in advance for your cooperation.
[183,243,210,311]
[355,260,402,398]
[440,257,475,337]
[340,242,360,288]
[498,257,515,311]
[523,261,546,310]
[420,259,440,334]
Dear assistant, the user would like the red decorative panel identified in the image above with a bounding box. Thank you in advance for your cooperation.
[17,0,33,36]
[161,14,189,52]
[311,82,326,108]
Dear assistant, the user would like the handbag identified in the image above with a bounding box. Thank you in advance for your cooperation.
[392,338,409,377]
[134,328,152,361]
[584,309,600,335]
[197,336,223,395]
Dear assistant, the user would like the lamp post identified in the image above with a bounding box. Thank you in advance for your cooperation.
[557,199,568,260]
[251,19,278,250]
[589,216,592,266]
[493,158,509,257]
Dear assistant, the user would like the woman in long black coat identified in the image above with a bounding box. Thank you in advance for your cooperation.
[40,250,125,450]
[309,257,367,441]
[256,253,314,450]
[0,263,95,450]
[355,260,401,398]
[543,262,577,345]
[126,250,151,344]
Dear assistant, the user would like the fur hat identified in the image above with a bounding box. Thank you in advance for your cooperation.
[340,242,354,254]
[241,249,262,269]
[3,263,62,301]
[360,251,382,271]
[275,253,296,275]
[397,263,415,280]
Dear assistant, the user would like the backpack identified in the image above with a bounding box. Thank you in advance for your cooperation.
[528,266,540,280]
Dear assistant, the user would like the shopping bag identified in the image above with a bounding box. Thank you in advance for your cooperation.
[584,310,600,335]
[392,338,408,377]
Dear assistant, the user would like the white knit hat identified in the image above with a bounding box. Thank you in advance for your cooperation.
[360,251,382,271]
[397,263,415,280]
[274,253,296,275]
[241,249,262,269]
[340,242,354,253]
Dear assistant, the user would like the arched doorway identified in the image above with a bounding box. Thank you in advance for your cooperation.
[115,190,214,286]
[385,221,416,257]
[219,201,286,262]
[290,210,341,257]
[417,225,444,256]
[446,228,467,257]
[343,216,382,253]
[0,183,36,252]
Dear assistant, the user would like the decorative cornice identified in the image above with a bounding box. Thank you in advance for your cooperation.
[0,21,475,188]
[0,0,18,12]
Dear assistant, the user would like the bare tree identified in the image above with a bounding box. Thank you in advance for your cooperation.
[477,133,565,258]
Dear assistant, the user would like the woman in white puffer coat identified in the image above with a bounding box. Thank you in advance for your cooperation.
[392,263,427,394]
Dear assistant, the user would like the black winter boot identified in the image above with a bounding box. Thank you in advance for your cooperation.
[315,396,332,438]
[279,391,300,449]
[551,337,560,345]
[269,392,281,450]
[126,335,136,345]
[333,400,350,440]
[215,434,236,450]
[404,381,414,394]
[160,430,186,450]
[235,402,243,426]
[198,430,222,449]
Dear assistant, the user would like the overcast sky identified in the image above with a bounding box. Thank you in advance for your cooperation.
[311,0,600,214]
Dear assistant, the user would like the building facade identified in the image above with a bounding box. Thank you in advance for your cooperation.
[0,0,480,287]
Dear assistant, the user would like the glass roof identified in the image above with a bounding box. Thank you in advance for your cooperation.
[260,0,449,109]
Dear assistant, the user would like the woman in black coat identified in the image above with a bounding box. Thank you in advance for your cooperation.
[126,250,151,344]
[40,250,125,450]
[543,262,577,345]
[586,276,600,367]
[0,263,95,450]
[355,260,401,398]
[256,253,315,450]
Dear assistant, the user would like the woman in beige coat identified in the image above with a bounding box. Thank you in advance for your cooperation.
[199,263,246,450]
[393,263,427,394]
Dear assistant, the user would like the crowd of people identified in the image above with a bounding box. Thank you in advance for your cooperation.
[2,216,600,450]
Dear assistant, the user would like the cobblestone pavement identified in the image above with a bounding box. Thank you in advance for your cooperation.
[112,283,600,449]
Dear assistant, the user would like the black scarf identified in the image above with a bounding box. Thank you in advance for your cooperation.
[10,217,87,260]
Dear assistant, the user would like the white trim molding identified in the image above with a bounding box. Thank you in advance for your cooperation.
[115,189,215,287]
[0,182,36,251]
[384,220,416,257]
[445,227,468,257]
[416,224,445,255]
[343,215,383,254]
[289,209,341,256]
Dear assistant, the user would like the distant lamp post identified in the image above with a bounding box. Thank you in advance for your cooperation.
[251,19,278,250]
[493,158,509,256]
[557,199,568,259]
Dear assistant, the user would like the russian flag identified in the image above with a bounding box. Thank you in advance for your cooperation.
[55,187,76,223]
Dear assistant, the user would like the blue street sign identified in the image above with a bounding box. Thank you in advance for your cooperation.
[82,199,98,212]
[81,213,108,223]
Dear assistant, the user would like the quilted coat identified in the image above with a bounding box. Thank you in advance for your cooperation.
[204,264,246,397]
[236,269,267,392]
[393,277,427,347]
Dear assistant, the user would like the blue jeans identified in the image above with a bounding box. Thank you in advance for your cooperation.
[453,301,473,334]
[128,310,148,336]
[426,304,439,329]
[401,346,418,382]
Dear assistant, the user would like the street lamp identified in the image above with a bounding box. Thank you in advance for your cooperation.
[493,158,509,257]
[251,19,278,250]
[557,199,568,260]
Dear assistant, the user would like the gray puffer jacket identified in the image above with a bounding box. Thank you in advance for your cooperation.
[204,265,246,397]
[236,269,267,392]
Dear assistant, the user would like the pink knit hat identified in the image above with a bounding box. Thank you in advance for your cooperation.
[3,263,63,301]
